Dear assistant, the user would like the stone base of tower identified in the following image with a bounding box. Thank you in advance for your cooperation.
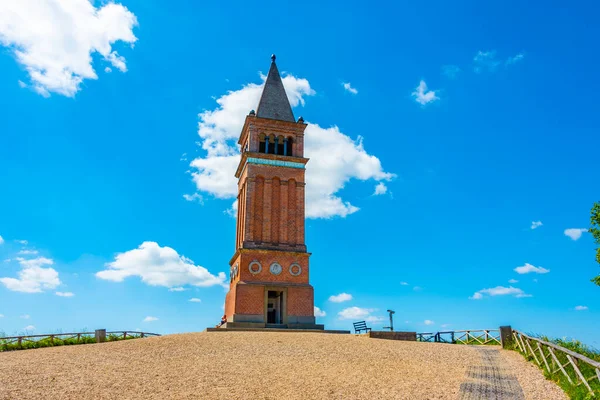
[223,279,322,330]
[220,322,325,330]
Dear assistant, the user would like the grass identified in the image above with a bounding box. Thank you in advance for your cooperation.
[513,334,600,400]
[0,331,147,352]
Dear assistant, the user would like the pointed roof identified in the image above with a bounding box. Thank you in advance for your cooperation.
[256,55,295,122]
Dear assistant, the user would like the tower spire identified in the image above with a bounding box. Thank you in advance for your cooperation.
[256,55,295,122]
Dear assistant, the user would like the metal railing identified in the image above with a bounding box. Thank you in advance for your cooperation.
[0,330,160,350]
[417,329,501,345]
[513,330,600,396]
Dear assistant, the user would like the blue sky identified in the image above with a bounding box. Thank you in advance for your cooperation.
[0,0,598,345]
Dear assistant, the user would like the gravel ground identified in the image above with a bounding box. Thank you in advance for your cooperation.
[0,332,566,400]
[501,349,567,400]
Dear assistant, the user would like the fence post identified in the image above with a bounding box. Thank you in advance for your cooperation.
[499,326,513,349]
[95,329,106,343]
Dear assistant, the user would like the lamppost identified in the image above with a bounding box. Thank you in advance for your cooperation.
[384,309,395,331]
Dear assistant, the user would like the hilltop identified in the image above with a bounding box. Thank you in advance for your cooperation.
[0,331,565,400]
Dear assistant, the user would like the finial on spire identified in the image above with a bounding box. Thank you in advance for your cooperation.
[271,54,276,62]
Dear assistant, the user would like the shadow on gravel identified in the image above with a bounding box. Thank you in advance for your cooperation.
[458,347,525,400]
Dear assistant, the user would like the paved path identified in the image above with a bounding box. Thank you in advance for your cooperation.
[459,347,525,399]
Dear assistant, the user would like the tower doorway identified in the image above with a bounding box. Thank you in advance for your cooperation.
[267,291,283,324]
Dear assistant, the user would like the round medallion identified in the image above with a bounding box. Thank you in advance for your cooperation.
[249,261,262,275]
[289,263,302,276]
[270,262,282,275]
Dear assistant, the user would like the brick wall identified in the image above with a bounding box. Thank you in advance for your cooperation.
[235,284,265,315]
[368,331,417,341]
[287,286,314,316]
[238,251,309,284]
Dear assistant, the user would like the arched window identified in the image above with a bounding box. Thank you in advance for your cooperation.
[259,133,266,153]
[268,135,276,154]
[286,137,293,156]
[277,136,284,155]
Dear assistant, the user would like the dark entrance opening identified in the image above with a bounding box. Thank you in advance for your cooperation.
[267,291,283,324]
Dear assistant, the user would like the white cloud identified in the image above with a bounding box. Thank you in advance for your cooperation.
[188,298,201,303]
[400,281,409,286]
[474,50,501,73]
[0,0,138,97]
[0,235,4,245]
[373,182,388,196]
[18,80,27,88]
[189,74,394,219]
[104,67,112,73]
[0,257,61,293]
[411,80,439,105]
[20,314,30,319]
[96,241,227,289]
[169,287,187,292]
[530,221,543,230]
[564,228,588,241]
[440,323,450,328]
[338,307,375,320]
[508,279,519,284]
[424,320,434,326]
[342,82,358,95]
[143,316,158,322]
[18,249,39,255]
[514,263,549,274]
[413,286,422,291]
[183,193,203,204]
[470,286,532,300]
[55,291,74,297]
[574,305,588,311]
[0,314,3,318]
[328,293,353,303]
[506,53,525,65]
[314,306,326,317]
[16,240,28,245]
[441,65,460,79]
[365,316,385,324]
[23,325,35,331]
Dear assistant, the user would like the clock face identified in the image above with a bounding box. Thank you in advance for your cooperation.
[270,262,282,275]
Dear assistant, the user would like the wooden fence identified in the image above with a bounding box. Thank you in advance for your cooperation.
[417,329,501,345]
[512,329,600,396]
[0,330,160,349]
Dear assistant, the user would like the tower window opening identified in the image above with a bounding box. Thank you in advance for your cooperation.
[259,133,266,153]
[286,137,293,156]
[268,135,276,154]
[277,136,284,155]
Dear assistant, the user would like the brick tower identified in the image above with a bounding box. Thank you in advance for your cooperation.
[222,55,322,330]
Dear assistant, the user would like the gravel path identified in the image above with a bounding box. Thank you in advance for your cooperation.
[0,332,566,400]
[459,347,525,399]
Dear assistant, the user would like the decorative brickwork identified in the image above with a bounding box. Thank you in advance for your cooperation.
[222,56,320,329]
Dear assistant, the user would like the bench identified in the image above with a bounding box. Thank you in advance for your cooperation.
[353,321,371,334]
